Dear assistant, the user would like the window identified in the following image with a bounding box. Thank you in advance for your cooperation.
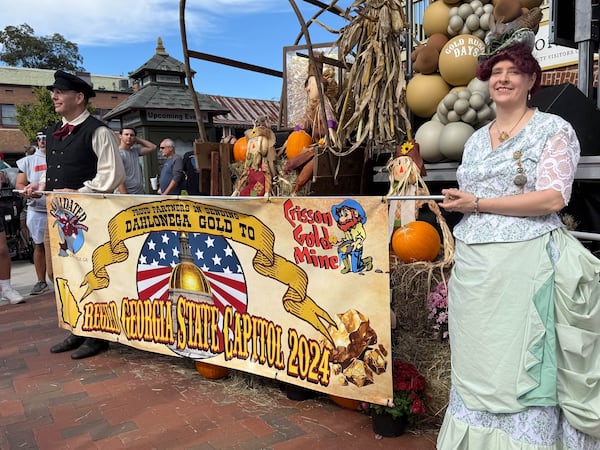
[1,104,17,128]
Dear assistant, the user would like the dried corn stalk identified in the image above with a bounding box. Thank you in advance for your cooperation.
[334,0,411,157]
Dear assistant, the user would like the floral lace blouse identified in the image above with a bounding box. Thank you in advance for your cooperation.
[453,109,580,244]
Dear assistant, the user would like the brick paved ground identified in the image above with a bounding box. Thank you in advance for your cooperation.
[0,261,438,450]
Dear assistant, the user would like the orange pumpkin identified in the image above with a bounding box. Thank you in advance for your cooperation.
[195,361,230,379]
[286,130,313,159]
[329,394,360,410]
[233,136,248,162]
[391,221,441,263]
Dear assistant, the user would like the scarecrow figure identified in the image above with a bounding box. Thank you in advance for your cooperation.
[285,54,340,194]
[295,55,339,146]
[386,141,427,241]
[232,116,277,197]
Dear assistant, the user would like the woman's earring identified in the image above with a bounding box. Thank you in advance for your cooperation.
[528,90,531,101]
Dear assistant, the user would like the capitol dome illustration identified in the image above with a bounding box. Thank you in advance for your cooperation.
[136,229,249,360]
[168,232,218,358]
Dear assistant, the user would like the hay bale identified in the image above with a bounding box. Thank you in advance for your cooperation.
[391,261,449,336]
[393,327,450,427]
[391,261,452,427]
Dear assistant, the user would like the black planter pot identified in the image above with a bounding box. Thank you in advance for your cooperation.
[285,384,316,401]
[371,413,407,437]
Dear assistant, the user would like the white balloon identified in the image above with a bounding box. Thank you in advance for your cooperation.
[457,89,472,100]
[415,121,446,162]
[480,12,491,30]
[470,0,483,10]
[439,122,475,161]
[447,110,461,122]
[467,78,490,102]
[473,29,486,40]
[469,92,486,110]
[466,14,480,31]
[476,104,495,122]
[453,98,470,115]
[443,92,459,109]
[449,15,464,32]
[437,101,449,117]
[461,108,478,124]
[458,3,474,19]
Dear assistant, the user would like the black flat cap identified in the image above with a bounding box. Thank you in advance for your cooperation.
[47,70,96,98]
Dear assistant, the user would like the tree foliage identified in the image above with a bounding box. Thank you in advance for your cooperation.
[15,87,60,143]
[0,24,84,71]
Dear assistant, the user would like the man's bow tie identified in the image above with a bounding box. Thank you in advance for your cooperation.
[53,124,75,140]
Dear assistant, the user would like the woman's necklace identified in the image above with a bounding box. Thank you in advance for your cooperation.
[495,108,529,142]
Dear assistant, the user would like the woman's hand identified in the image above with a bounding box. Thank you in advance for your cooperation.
[439,188,477,214]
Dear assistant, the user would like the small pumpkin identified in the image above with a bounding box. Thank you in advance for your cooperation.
[329,394,360,410]
[391,220,441,263]
[233,136,248,162]
[286,130,313,159]
[195,361,230,379]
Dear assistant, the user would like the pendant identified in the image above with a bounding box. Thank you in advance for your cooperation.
[513,173,527,186]
[499,131,509,142]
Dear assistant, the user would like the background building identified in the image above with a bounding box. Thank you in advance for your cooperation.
[0,67,130,164]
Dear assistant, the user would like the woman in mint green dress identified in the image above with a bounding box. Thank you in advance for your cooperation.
[438,29,600,449]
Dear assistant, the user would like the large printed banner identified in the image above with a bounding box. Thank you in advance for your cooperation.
[47,194,392,405]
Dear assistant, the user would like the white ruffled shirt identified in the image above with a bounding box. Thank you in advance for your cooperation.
[453,109,580,244]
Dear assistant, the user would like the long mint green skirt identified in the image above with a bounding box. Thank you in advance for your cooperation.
[438,228,600,449]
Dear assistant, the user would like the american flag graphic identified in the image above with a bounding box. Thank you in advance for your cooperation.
[136,231,248,316]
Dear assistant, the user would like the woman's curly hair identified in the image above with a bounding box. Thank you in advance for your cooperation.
[476,42,542,95]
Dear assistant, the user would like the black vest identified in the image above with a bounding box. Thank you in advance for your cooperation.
[45,116,104,191]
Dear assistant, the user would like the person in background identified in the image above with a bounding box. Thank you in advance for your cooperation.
[115,127,156,194]
[16,130,52,295]
[158,138,184,195]
[437,29,600,448]
[23,70,125,359]
[0,217,24,306]
[182,149,201,195]
[18,146,36,245]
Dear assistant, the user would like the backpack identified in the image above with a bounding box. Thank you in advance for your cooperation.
[183,150,200,195]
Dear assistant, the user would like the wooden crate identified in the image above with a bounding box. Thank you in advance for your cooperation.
[194,141,233,196]
[310,147,366,195]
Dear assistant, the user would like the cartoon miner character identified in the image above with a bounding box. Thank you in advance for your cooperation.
[331,199,373,274]
[52,208,88,256]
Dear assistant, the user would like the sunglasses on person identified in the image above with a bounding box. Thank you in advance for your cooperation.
[36,135,46,141]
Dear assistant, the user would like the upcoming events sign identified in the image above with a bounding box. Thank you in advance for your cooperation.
[47,194,393,406]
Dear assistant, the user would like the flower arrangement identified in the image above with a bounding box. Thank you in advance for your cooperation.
[360,361,430,423]
[427,280,449,340]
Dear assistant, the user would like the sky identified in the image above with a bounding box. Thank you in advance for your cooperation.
[0,0,353,101]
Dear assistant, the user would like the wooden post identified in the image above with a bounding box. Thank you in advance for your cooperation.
[219,143,233,196]
[194,141,221,196]
[210,151,220,196]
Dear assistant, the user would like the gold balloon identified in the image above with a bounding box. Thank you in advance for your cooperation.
[423,0,452,37]
[438,35,486,86]
[407,74,451,118]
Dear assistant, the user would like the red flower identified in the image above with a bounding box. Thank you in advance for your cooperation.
[363,360,430,422]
